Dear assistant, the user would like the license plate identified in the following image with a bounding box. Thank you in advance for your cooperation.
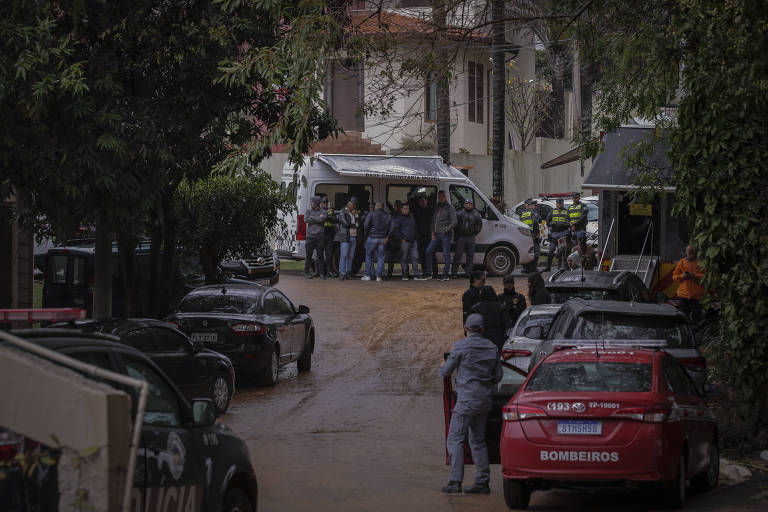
[191,332,218,343]
[557,420,602,435]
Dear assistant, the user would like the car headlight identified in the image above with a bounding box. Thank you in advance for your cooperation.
[517,227,532,236]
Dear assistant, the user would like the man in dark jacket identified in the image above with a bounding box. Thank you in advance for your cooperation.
[392,203,427,280]
[452,198,483,278]
[413,195,433,272]
[462,270,486,322]
[304,196,328,279]
[470,285,511,349]
[439,314,503,494]
[425,190,457,280]
[320,196,337,278]
[386,200,402,279]
[362,202,392,281]
[498,275,527,327]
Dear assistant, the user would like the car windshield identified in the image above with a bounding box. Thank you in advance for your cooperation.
[178,294,256,314]
[515,313,558,337]
[548,288,620,303]
[568,313,688,347]
[526,362,653,392]
[585,202,599,222]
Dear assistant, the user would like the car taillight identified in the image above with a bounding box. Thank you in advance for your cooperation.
[231,323,267,336]
[297,215,306,241]
[677,356,707,369]
[502,405,547,421]
[613,406,667,423]
[501,349,531,360]
[0,430,24,461]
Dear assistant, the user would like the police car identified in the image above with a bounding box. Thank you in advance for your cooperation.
[2,329,258,512]
[499,347,718,509]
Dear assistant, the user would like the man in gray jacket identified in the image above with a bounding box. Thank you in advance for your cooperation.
[425,190,457,280]
[304,196,328,279]
[451,198,483,278]
[439,314,502,494]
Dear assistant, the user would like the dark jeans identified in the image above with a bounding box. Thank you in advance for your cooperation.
[425,232,452,277]
[304,237,326,275]
[324,237,336,275]
[417,236,433,271]
[679,298,703,324]
[452,235,476,275]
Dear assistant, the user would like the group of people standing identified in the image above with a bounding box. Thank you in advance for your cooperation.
[303,190,484,282]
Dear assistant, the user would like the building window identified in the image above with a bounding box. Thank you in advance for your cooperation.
[468,60,484,124]
[425,72,437,122]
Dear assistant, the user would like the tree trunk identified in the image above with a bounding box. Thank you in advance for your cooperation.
[492,0,505,198]
[156,193,179,317]
[200,247,219,285]
[548,44,568,139]
[92,221,113,320]
[149,198,164,317]
[433,0,451,164]
[117,234,139,317]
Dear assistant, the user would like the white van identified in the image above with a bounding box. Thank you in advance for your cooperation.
[276,154,534,276]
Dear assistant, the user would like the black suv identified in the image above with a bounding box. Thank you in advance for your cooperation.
[546,270,652,303]
[1,329,258,512]
[49,319,236,415]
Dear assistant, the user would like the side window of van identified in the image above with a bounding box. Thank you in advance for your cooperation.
[72,256,87,285]
[46,255,68,284]
[386,184,437,212]
[314,184,373,212]
[449,185,497,221]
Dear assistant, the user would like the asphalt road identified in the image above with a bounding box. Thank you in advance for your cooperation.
[221,275,768,512]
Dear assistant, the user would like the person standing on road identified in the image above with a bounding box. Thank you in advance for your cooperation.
[392,203,427,280]
[520,199,541,273]
[462,270,486,322]
[438,314,503,495]
[452,198,483,278]
[673,245,705,324]
[362,202,392,282]
[386,200,402,280]
[545,198,570,271]
[498,275,527,326]
[568,192,589,252]
[320,197,337,278]
[425,190,457,280]
[304,196,328,279]
[470,285,511,349]
[527,272,551,305]
[335,198,359,281]
[414,194,434,274]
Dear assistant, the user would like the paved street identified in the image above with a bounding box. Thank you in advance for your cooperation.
[221,275,768,512]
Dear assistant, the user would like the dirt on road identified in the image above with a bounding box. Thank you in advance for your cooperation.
[221,275,768,512]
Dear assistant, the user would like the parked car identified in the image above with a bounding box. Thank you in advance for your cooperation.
[525,298,707,388]
[220,246,280,286]
[545,270,652,303]
[500,347,718,509]
[167,284,315,385]
[499,304,562,394]
[48,319,236,415]
[2,329,258,512]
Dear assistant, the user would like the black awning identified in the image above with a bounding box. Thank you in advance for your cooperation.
[582,126,674,190]
[316,153,466,182]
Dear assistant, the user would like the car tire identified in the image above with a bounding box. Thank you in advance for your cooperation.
[297,344,312,373]
[485,245,517,276]
[210,374,232,415]
[663,455,687,509]
[503,479,530,510]
[260,344,280,386]
[691,442,719,493]
[222,487,253,512]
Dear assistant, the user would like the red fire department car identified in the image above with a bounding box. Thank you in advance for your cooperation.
[499,347,718,509]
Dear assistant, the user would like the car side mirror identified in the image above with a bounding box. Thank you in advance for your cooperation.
[654,292,668,304]
[523,326,544,340]
[298,304,310,314]
[191,341,204,354]
[192,399,216,426]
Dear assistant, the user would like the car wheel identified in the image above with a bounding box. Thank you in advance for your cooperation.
[222,487,253,512]
[211,375,231,415]
[260,344,280,386]
[297,345,312,373]
[503,479,530,510]
[663,455,687,509]
[691,442,719,493]
[485,245,517,276]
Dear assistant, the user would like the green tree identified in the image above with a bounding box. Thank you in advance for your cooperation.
[175,173,290,284]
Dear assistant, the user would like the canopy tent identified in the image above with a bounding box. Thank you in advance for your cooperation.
[315,153,465,182]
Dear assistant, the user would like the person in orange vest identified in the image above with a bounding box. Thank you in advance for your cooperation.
[672,245,705,324]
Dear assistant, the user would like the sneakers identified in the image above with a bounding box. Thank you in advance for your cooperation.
[402,275,409,281]
[320,274,327,280]
[361,275,371,281]
[464,484,490,494]
[441,481,462,494]
[413,275,428,281]
[450,274,458,279]
[376,277,382,282]
[441,275,450,281]
[304,273,313,279]
[338,274,345,281]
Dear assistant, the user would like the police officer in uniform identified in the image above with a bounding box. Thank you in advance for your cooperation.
[545,198,570,271]
[519,199,541,273]
[567,192,590,252]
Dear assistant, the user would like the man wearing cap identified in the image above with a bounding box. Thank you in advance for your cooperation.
[545,198,571,271]
[452,197,483,278]
[335,198,359,280]
[519,199,542,273]
[498,275,527,326]
[439,313,503,495]
[304,196,328,279]
[567,192,589,251]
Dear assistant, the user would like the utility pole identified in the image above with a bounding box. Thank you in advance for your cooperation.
[432,0,451,164]
[492,0,505,199]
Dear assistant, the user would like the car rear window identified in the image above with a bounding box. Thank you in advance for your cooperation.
[46,255,68,284]
[515,313,558,336]
[178,294,257,314]
[569,313,688,347]
[526,362,653,392]
[548,289,620,303]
